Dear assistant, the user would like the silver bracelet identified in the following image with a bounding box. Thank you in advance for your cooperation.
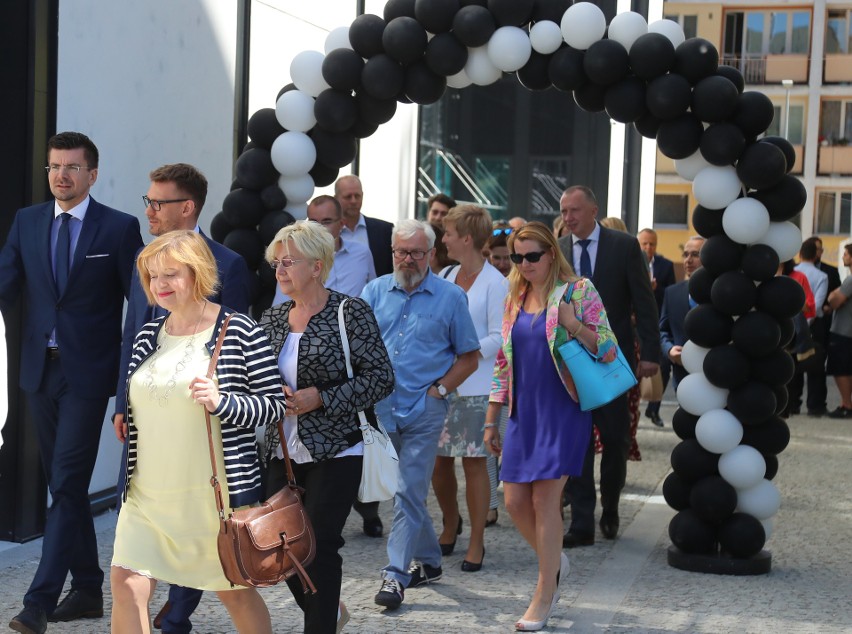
[484,423,498,429]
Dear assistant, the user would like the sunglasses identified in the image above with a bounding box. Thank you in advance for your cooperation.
[509,251,546,264]
[493,228,513,236]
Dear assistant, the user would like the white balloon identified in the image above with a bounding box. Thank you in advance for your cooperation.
[465,46,502,86]
[529,20,563,55]
[675,150,712,181]
[561,2,607,50]
[648,18,686,48]
[693,165,742,210]
[722,198,771,244]
[278,174,315,205]
[275,90,316,133]
[718,444,766,489]
[446,68,473,89]
[759,517,774,541]
[324,26,353,53]
[270,131,316,177]
[487,26,532,72]
[676,373,729,416]
[607,12,648,52]
[695,409,744,454]
[290,50,331,97]
[681,341,710,375]
[755,221,802,263]
[285,202,308,220]
[736,479,781,520]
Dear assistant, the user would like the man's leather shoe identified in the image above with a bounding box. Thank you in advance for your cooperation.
[599,514,619,540]
[363,516,384,538]
[648,412,664,427]
[562,530,594,548]
[9,606,47,634]
[48,589,103,622]
[153,600,172,629]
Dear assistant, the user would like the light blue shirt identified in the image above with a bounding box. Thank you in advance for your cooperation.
[571,222,602,275]
[361,269,480,425]
[340,213,369,246]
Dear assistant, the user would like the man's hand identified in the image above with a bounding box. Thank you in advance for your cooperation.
[668,345,684,366]
[113,413,127,443]
[636,360,660,378]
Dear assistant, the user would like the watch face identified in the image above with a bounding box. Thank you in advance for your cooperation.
[437,384,447,396]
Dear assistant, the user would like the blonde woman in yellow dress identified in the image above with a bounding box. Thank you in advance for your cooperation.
[110,231,285,633]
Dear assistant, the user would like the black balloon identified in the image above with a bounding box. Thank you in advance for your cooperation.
[731,311,781,358]
[310,128,358,169]
[690,476,737,523]
[488,0,533,26]
[322,48,365,92]
[669,509,717,554]
[756,275,806,320]
[531,0,571,23]
[718,513,766,558]
[749,175,808,222]
[741,415,790,455]
[452,5,496,47]
[258,209,296,245]
[356,90,398,125]
[222,188,266,229]
[692,205,725,238]
[235,148,279,190]
[764,453,779,480]
[774,384,789,415]
[247,108,285,149]
[727,381,777,425]
[674,38,719,84]
[349,14,386,58]
[210,211,235,243]
[699,122,746,166]
[737,142,787,190]
[656,114,703,160]
[583,39,629,86]
[425,32,468,76]
[314,89,358,133]
[663,472,692,511]
[573,82,607,113]
[629,33,675,80]
[683,304,734,348]
[711,270,756,316]
[741,243,780,282]
[716,65,744,93]
[700,235,744,277]
[384,0,416,21]
[350,118,380,139]
[732,91,775,137]
[750,348,795,387]
[383,17,428,65]
[548,46,586,92]
[414,0,459,33]
[687,266,714,304]
[404,61,447,104]
[309,161,339,187]
[671,439,719,482]
[223,229,265,271]
[362,54,406,100]
[778,317,795,348]
[633,111,661,139]
[259,184,287,211]
[692,75,739,123]
[760,136,797,173]
[672,408,699,440]
[604,76,646,123]
[703,344,751,390]
[517,51,553,91]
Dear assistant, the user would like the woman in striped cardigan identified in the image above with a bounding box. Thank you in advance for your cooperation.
[110,231,285,634]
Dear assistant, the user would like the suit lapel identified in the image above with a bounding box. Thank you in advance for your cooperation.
[37,203,59,296]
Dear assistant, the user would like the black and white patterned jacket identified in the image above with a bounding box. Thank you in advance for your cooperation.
[258,291,394,462]
[123,307,285,507]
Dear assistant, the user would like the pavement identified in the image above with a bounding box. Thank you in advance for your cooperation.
[1,399,851,633]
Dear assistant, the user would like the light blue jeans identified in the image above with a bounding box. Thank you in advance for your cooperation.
[381,395,449,586]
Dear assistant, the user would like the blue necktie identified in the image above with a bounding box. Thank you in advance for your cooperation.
[55,213,71,295]
[577,239,592,278]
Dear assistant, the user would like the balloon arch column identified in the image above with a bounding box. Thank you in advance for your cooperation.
[213,0,802,575]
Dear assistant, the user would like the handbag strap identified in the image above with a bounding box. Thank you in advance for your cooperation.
[337,299,354,380]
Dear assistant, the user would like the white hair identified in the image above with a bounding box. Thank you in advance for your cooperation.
[393,219,435,249]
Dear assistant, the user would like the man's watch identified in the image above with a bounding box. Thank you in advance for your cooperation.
[433,382,448,398]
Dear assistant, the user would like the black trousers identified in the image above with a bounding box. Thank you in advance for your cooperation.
[266,455,362,634]
[788,317,829,412]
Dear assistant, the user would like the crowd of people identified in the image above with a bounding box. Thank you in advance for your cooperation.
[1,130,846,634]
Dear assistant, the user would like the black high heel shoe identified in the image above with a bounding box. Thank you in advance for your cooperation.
[439,516,463,556]
[461,546,485,572]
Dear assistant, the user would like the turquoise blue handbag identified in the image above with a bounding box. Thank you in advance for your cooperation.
[556,283,637,411]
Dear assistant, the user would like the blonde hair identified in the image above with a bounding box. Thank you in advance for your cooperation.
[136,230,219,305]
[265,220,334,284]
[444,204,493,250]
[600,217,628,233]
[507,221,577,317]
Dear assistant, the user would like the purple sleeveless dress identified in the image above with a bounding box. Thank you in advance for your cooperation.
[500,309,592,483]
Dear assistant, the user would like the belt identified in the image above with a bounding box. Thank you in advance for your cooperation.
[46,347,60,360]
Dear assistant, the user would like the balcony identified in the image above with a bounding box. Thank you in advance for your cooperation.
[655,146,803,176]
[825,54,852,83]
[818,145,852,175]
[721,54,809,84]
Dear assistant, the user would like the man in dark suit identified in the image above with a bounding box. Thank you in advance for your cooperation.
[661,237,705,389]
[0,132,143,634]
[557,186,660,547]
[335,175,394,277]
[113,163,251,634]
[638,228,676,426]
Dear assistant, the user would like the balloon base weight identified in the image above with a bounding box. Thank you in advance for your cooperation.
[667,546,771,575]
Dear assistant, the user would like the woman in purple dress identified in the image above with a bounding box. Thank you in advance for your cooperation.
[484,222,616,631]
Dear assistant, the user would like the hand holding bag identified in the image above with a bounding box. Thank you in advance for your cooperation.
[205,316,317,591]
[337,299,400,503]
[556,282,638,411]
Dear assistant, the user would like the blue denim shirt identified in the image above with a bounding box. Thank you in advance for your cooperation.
[362,269,480,425]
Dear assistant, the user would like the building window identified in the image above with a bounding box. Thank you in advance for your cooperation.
[815,191,852,235]
[826,10,852,54]
[654,194,689,227]
[819,100,852,144]
[663,14,698,40]
[723,10,811,81]
[767,104,805,144]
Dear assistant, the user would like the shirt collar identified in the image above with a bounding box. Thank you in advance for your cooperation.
[54,195,90,221]
[573,222,601,244]
[389,267,436,295]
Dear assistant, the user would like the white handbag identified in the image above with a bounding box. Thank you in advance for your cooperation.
[337,300,399,503]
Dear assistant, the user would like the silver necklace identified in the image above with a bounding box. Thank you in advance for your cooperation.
[458,262,484,282]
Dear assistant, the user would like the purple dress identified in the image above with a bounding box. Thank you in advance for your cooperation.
[500,309,592,483]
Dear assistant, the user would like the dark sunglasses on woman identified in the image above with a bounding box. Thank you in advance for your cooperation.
[509,251,546,264]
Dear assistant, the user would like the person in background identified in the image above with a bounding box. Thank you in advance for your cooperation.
[432,205,508,573]
[826,243,852,418]
[259,220,394,633]
[486,229,513,278]
[426,193,456,227]
[335,175,394,277]
[485,222,617,631]
[429,222,456,275]
[508,217,527,231]
[552,216,569,239]
[598,217,627,233]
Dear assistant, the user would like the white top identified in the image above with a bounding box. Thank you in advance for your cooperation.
[795,261,829,319]
[440,261,508,396]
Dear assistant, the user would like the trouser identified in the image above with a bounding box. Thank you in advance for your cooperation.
[645,357,671,416]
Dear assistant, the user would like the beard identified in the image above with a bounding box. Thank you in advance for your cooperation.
[394,264,427,289]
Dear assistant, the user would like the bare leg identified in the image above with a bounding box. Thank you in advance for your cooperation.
[110,566,156,634]
[461,456,489,563]
[432,456,460,545]
[504,481,536,548]
[835,375,852,409]
[216,588,272,634]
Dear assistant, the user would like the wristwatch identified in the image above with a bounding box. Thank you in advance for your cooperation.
[433,382,448,398]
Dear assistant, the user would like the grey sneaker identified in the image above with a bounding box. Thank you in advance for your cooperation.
[407,560,443,588]
[374,578,404,610]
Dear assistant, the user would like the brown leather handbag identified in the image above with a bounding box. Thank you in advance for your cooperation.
[204,316,317,591]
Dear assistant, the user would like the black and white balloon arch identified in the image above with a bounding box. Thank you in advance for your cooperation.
[214,0,803,574]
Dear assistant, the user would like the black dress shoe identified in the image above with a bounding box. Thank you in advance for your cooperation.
[649,412,664,427]
[562,530,594,548]
[599,514,620,540]
[153,599,172,629]
[461,547,485,572]
[363,516,384,538]
[9,606,47,634]
[48,589,103,622]
[439,516,462,555]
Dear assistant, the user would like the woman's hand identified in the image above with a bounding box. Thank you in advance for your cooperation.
[284,385,322,417]
[189,376,221,413]
[558,299,582,336]
[113,413,127,443]
[484,425,501,456]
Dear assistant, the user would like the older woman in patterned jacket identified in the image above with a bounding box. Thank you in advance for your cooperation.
[259,220,394,634]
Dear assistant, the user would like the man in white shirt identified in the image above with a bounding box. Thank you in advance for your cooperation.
[335,175,394,277]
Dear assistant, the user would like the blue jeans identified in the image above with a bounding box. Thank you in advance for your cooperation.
[382,396,449,585]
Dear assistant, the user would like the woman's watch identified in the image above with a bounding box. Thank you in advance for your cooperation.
[433,382,448,398]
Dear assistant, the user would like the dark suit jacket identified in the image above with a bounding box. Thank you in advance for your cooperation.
[0,198,143,398]
[559,225,660,367]
[651,255,676,310]
[365,214,394,277]
[660,280,691,386]
[114,232,251,416]
[819,261,841,296]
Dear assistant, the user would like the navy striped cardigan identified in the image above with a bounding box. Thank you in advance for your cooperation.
[122,307,286,507]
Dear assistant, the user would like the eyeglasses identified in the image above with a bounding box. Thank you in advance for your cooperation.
[143,195,190,211]
[269,258,305,270]
[45,164,90,175]
[493,228,512,236]
[682,251,701,259]
[510,251,546,264]
[392,249,429,261]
